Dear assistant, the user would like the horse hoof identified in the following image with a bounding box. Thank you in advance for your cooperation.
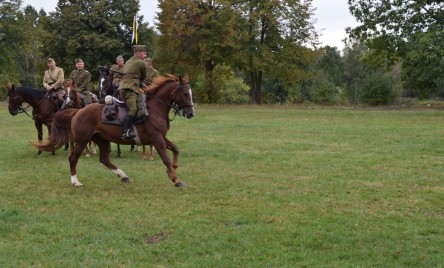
[72,182,83,187]
[121,177,131,183]
[36,151,42,155]
[85,154,91,157]
[175,181,185,187]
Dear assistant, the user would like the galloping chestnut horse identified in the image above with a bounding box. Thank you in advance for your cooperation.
[7,85,58,155]
[32,75,194,187]
[98,65,153,160]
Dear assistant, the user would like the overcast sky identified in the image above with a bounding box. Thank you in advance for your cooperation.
[21,0,358,50]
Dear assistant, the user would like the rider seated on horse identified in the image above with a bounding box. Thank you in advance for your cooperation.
[111,55,125,90]
[117,45,147,140]
[43,58,65,109]
[69,58,92,104]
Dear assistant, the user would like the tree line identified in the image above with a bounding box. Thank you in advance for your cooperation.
[1,0,443,104]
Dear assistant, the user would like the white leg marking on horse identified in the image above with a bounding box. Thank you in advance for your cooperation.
[112,169,128,179]
[71,174,83,187]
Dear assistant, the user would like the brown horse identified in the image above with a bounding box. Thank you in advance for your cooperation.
[63,80,87,109]
[7,85,58,155]
[32,75,195,187]
[63,80,97,156]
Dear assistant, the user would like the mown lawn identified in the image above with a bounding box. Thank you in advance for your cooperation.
[0,102,442,267]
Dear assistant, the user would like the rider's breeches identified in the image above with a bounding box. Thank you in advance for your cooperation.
[121,88,138,117]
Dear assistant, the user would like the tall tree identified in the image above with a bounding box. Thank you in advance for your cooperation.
[347,0,444,98]
[157,0,239,103]
[235,0,318,104]
[315,46,343,87]
[0,0,44,89]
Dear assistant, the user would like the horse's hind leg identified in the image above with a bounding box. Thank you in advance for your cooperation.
[69,140,88,187]
[93,137,131,183]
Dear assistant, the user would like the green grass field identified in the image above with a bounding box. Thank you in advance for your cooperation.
[0,102,442,267]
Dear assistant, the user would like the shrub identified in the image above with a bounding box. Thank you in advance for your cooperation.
[360,71,395,105]
[193,65,250,104]
[310,75,338,104]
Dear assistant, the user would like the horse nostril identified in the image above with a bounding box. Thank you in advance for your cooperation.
[188,113,194,119]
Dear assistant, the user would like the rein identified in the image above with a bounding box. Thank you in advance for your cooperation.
[18,103,34,119]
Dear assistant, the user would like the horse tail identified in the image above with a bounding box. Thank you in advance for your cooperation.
[30,108,80,151]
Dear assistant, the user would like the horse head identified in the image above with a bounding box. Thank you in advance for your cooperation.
[98,65,113,102]
[64,79,86,108]
[6,84,24,116]
[172,75,195,119]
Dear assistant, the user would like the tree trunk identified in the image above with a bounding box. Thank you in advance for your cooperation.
[250,70,263,104]
[204,59,216,103]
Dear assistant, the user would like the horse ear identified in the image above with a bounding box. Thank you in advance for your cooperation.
[178,74,189,84]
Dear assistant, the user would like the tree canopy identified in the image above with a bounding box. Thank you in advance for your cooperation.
[347,0,444,98]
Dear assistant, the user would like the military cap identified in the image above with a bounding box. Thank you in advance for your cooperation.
[116,55,124,61]
[47,58,55,63]
[75,58,84,63]
[132,45,147,52]
[144,58,153,63]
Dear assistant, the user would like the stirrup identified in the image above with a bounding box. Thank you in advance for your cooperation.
[121,129,136,140]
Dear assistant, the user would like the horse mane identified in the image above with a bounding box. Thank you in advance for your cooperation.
[145,74,179,94]
[16,86,47,99]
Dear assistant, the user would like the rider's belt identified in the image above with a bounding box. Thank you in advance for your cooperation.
[124,73,139,79]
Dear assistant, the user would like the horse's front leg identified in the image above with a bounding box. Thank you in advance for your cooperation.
[85,141,91,157]
[153,140,184,187]
[35,120,43,155]
[117,144,121,158]
[139,145,147,160]
[148,145,155,161]
[164,137,178,170]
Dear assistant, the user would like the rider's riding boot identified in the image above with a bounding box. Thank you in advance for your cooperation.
[121,115,136,140]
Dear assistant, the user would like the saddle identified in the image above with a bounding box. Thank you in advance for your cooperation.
[102,95,147,125]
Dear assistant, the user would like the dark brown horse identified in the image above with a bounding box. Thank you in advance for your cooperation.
[32,75,195,187]
[7,85,58,155]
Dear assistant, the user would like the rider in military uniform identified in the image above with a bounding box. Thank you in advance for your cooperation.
[118,45,147,140]
[144,58,159,85]
[69,58,92,104]
[43,58,65,109]
[110,55,125,90]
